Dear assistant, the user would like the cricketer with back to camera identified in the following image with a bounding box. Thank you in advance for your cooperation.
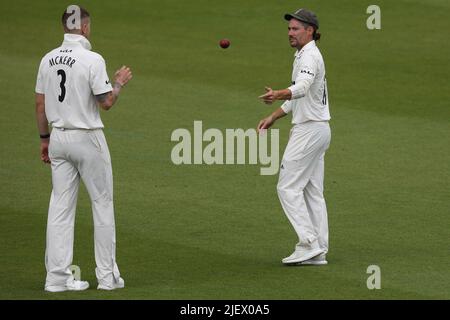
[35,5,132,292]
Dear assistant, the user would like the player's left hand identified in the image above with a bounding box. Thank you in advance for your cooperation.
[114,66,133,87]
[40,140,50,164]
[259,87,277,104]
[257,115,275,133]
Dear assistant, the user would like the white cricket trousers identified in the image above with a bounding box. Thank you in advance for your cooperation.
[46,128,121,287]
[277,121,331,253]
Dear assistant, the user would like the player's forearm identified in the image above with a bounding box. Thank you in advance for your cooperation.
[36,112,50,136]
[96,82,123,110]
[273,89,293,101]
[270,107,288,121]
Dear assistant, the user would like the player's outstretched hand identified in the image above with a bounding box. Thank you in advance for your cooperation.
[258,87,276,105]
[40,140,51,164]
[257,115,275,134]
[114,66,133,87]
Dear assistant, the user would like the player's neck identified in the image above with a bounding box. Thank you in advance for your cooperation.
[297,39,314,50]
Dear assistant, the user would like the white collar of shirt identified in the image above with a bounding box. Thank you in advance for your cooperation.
[294,40,316,58]
[62,33,92,51]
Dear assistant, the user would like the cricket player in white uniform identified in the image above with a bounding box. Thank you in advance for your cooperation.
[258,9,331,265]
[35,6,132,291]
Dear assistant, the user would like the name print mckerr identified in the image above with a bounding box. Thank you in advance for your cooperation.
[48,49,77,68]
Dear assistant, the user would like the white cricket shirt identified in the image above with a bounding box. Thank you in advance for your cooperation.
[35,34,112,129]
[281,40,330,124]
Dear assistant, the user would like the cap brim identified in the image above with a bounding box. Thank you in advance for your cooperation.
[284,13,318,28]
[284,13,295,21]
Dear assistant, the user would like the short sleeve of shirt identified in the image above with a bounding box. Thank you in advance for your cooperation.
[89,56,112,95]
[35,58,45,94]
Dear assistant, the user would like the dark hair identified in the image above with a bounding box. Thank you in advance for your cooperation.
[61,5,90,31]
[313,30,321,41]
[299,20,321,41]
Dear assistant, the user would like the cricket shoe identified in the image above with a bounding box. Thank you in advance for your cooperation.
[297,253,328,266]
[282,241,324,265]
[45,279,90,292]
[97,277,125,290]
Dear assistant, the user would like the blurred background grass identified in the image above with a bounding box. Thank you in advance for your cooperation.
[0,0,448,299]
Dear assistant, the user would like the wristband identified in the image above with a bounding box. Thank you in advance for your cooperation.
[40,133,50,139]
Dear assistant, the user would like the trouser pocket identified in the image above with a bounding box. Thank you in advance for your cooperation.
[88,131,102,152]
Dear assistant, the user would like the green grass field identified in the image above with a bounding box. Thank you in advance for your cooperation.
[0,0,449,299]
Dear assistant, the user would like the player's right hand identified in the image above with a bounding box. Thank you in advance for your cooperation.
[114,66,133,87]
[258,87,276,105]
[40,140,51,164]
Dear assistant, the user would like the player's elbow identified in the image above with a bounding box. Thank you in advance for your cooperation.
[95,92,115,111]
[100,102,113,111]
[36,103,46,114]
[289,83,312,100]
[98,97,115,110]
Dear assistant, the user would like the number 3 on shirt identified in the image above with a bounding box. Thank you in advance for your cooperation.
[57,69,66,102]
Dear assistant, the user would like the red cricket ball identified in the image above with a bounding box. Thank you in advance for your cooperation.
[219,39,230,49]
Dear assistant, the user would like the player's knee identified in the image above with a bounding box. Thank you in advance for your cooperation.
[304,185,324,200]
[47,204,76,225]
[277,179,307,199]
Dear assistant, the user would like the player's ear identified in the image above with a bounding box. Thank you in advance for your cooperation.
[82,24,89,38]
[81,18,91,38]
